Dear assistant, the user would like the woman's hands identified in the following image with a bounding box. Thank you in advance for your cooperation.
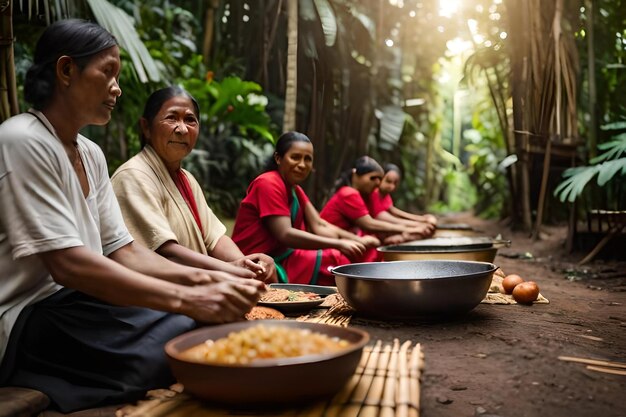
[176,270,265,323]
[406,221,436,239]
[230,253,278,283]
[336,239,367,260]
[359,234,381,248]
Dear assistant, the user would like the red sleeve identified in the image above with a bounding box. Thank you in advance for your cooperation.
[232,171,288,255]
[369,189,393,216]
[253,171,290,218]
[320,186,369,230]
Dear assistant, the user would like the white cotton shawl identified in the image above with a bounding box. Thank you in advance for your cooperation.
[111,145,226,254]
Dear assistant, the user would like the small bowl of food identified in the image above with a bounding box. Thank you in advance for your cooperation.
[165,320,369,405]
[259,283,337,313]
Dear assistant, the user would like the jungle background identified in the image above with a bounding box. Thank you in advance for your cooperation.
[1,0,625,250]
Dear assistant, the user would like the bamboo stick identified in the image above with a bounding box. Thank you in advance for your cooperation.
[396,340,412,417]
[409,343,423,417]
[380,339,400,417]
[558,356,626,369]
[325,344,375,417]
[351,342,381,401]
[360,344,392,417]
[586,366,626,376]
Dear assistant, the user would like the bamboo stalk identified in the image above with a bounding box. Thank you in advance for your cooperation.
[558,356,626,369]
[586,366,626,376]
[381,339,400,417]
[360,344,392,417]
[396,340,412,417]
[351,342,381,402]
[408,344,422,416]
[325,344,375,417]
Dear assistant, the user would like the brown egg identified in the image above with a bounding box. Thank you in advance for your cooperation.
[512,281,540,304]
[502,274,524,294]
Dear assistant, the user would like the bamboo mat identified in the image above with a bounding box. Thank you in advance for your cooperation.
[298,293,353,326]
[116,340,424,417]
[296,273,550,324]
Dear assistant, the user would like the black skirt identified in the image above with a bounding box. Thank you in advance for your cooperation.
[0,288,196,412]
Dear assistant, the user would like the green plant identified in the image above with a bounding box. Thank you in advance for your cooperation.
[555,121,626,205]
[179,74,278,217]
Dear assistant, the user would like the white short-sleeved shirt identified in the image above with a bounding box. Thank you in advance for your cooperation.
[0,110,133,363]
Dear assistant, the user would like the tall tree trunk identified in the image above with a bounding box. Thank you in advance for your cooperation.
[202,0,220,67]
[585,0,596,159]
[283,0,297,132]
[0,0,18,123]
[507,0,532,230]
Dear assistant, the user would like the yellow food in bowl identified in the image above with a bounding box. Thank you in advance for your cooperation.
[180,324,350,365]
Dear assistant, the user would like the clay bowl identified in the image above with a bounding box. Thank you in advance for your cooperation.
[332,260,497,319]
[165,320,369,405]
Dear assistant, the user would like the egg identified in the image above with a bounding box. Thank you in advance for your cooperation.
[502,274,524,294]
[512,281,540,304]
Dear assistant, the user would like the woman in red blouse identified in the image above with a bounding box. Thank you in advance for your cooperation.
[320,157,434,246]
[232,132,379,285]
[370,163,437,229]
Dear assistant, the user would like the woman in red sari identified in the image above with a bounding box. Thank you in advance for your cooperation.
[232,132,379,285]
[320,157,434,246]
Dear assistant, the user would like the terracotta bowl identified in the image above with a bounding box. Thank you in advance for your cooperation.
[165,320,369,405]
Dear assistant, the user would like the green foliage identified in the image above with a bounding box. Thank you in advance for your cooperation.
[555,122,626,205]
[428,165,477,214]
[180,75,278,217]
[463,100,509,219]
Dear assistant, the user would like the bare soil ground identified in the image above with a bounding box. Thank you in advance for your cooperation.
[355,213,626,417]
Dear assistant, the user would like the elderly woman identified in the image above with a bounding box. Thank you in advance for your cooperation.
[0,20,263,412]
[231,132,379,285]
[320,156,434,246]
[111,87,275,283]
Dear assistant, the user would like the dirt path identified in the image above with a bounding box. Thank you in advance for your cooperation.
[354,214,626,417]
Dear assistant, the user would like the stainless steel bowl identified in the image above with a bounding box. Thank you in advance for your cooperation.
[332,260,496,319]
[379,246,498,262]
[377,237,510,263]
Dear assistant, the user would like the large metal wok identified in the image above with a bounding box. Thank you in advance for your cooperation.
[332,260,496,319]
[434,223,480,238]
[378,237,510,263]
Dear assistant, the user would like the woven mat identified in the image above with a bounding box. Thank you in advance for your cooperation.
[297,293,353,326]
[116,340,423,417]
[485,270,550,305]
[296,270,550,322]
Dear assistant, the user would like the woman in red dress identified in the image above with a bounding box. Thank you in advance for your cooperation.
[369,163,438,229]
[232,132,379,285]
[320,157,434,246]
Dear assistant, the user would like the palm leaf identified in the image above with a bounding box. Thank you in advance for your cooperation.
[313,0,337,47]
[19,0,160,83]
[554,166,600,203]
[601,121,626,131]
[590,137,626,163]
[596,158,626,186]
[348,7,376,40]
[299,0,317,21]
[85,0,161,83]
